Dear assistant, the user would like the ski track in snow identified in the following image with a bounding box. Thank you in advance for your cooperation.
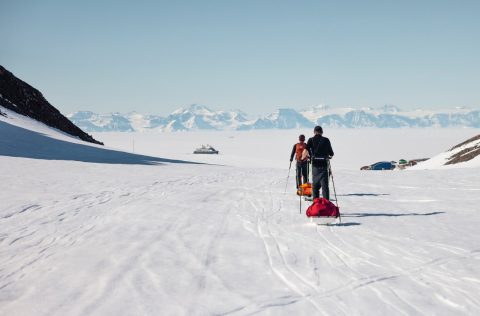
[1,157,480,315]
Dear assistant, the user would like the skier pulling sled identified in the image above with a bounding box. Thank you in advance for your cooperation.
[304,126,340,224]
[290,134,313,204]
[296,165,313,202]
[296,164,313,202]
[305,159,341,224]
[287,127,340,224]
[296,159,312,201]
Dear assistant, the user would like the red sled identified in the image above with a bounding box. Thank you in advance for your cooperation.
[306,198,340,219]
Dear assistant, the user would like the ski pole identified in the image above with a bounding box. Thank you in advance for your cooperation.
[283,161,292,195]
[328,159,341,223]
[299,194,302,214]
[296,161,302,214]
[328,159,339,208]
[295,160,299,190]
[306,159,309,184]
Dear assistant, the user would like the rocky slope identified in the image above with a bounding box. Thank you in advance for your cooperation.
[445,134,480,165]
[0,65,102,145]
[412,134,480,169]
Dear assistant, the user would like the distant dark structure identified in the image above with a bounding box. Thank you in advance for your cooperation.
[0,65,103,145]
[193,144,219,154]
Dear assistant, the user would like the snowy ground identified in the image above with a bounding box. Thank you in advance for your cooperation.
[1,112,479,315]
[93,128,479,170]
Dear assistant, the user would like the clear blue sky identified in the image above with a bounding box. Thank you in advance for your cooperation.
[1,0,479,115]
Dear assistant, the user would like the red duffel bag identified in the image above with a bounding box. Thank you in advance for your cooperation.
[306,198,340,217]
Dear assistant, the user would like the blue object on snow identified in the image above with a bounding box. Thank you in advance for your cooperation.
[370,161,395,170]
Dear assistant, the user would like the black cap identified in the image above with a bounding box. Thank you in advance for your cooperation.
[314,126,323,134]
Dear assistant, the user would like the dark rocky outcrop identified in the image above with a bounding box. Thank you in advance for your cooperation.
[445,134,480,165]
[0,65,103,145]
[449,134,480,151]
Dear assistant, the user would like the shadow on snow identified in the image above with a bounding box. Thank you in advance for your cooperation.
[339,193,390,197]
[0,121,200,165]
[342,211,445,218]
[327,222,361,227]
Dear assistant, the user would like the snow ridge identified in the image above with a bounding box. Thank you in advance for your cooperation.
[412,134,480,169]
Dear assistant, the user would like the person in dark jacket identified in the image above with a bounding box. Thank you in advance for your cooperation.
[306,126,334,200]
[290,134,309,188]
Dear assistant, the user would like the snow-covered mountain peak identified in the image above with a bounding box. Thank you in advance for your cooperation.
[126,110,142,116]
[172,104,215,116]
[267,108,298,120]
[303,104,332,114]
[380,104,400,113]
[300,105,356,121]
[310,104,330,111]
[68,110,96,119]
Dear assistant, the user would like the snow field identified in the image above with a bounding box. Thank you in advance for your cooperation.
[1,156,479,315]
[93,128,479,170]
[1,112,479,315]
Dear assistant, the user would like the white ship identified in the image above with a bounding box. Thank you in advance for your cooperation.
[193,144,219,154]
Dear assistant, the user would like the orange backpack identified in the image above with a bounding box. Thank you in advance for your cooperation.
[295,143,307,161]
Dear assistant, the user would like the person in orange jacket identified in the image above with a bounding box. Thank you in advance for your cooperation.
[290,134,309,188]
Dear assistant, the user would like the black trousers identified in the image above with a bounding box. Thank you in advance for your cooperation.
[312,165,329,200]
[296,161,308,188]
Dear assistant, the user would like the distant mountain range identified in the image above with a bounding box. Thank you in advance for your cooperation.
[69,104,480,132]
